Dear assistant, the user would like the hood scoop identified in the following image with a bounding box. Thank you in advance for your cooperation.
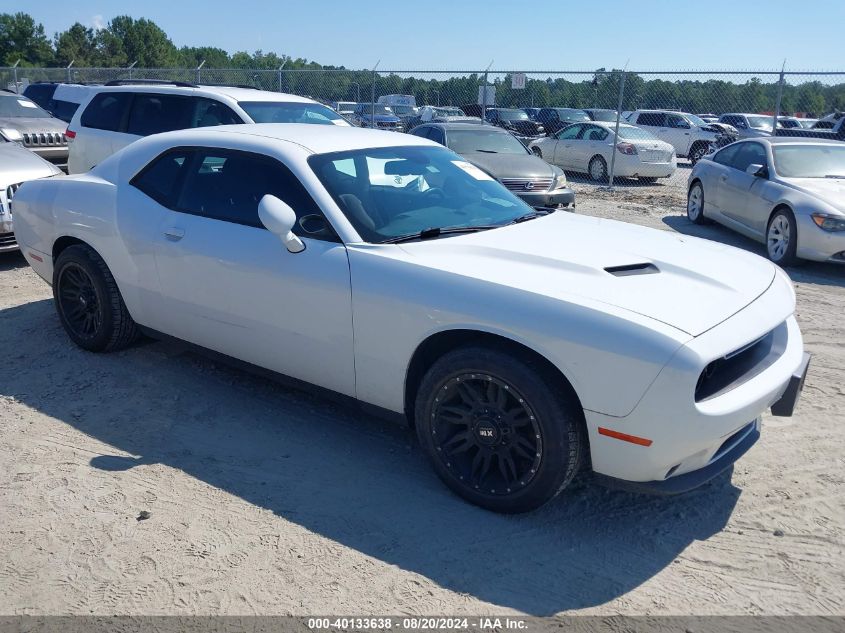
[604,263,659,277]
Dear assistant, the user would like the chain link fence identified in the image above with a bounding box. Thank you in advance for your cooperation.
[3,66,844,198]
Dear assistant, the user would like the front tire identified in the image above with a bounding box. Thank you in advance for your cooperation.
[53,244,139,352]
[415,345,584,513]
[588,155,608,182]
[767,209,799,266]
[531,146,543,158]
[687,181,708,225]
[688,143,708,165]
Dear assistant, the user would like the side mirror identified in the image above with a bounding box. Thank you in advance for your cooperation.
[258,194,305,253]
[746,163,767,178]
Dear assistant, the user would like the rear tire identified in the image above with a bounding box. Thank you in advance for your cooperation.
[766,209,799,266]
[414,345,584,513]
[53,244,139,352]
[588,155,608,183]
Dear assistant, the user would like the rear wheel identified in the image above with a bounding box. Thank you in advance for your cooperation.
[415,345,584,513]
[53,244,139,352]
[687,181,709,225]
[767,209,799,266]
[588,155,608,182]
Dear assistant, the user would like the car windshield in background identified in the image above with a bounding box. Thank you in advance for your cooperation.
[747,116,774,130]
[238,101,344,124]
[447,129,529,155]
[364,104,394,116]
[773,145,845,178]
[496,109,529,121]
[557,109,590,122]
[590,110,618,121]
[0,95,52,118]
[309,145,532,243]
[391,105,416,116]
[616,125,660,141]
[436,107,465,117]
[685,114,708,127]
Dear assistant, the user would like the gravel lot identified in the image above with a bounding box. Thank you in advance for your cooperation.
[1,187,843,617]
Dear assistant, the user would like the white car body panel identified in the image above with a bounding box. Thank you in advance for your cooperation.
[13,124,806,486]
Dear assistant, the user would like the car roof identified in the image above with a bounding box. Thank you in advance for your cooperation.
[82,84,316,104]
[172,122,435,154]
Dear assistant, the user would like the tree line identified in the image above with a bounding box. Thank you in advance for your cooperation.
[2,11,843,116]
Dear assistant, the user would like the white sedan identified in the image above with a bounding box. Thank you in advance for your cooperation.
[13,124,808,512]
[530,121,676,183]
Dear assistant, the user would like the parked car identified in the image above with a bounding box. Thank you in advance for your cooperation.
[698,113,719,123]
[582,108,619,122]
[12,123,808,512]
[718,113,774,139]
[406,106,481,130]
[409,122,574,208]
[23,82,94,123]
[535,107,591,135]
[0,140,62,252]
[351,103,402,130]
[67,81,350,174]
[331,101,357,119]
[777,116,803,129]
[529,121,676,183]
[0,91,69,166]
[377,95,418,130]
[626,110,730,164]
[484,108,545,142]
[798,118,819,129]
[522,107,540,121]
[687,137,845,265]
[775,113,844,142]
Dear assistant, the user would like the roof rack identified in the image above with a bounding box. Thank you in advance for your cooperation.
[196,82,262,90]
[104,79,198,87]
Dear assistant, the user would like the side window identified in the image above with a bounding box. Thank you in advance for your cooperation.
[410,126,433,140]
[668,114,690,129]
[713,142,742,167]
[174,149,323,232]
[584,126,609,141]
[127,93,195,136]
[428,127,445,145]
[556,124,583,140]
[130,149,191,206]
[640,112,667,126]
[732,142,768,172]
[80,92,132,131]
[193,98,243,128]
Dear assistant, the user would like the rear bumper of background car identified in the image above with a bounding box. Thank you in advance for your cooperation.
[613,155,677,178]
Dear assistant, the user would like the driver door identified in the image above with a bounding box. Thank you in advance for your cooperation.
[665,114,693,156]
[136,146,356,397]
[552,124,586,170]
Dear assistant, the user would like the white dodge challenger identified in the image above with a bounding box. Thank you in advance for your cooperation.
[12,124,810,513]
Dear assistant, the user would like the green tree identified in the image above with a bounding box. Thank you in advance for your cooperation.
[54,23,97,66]
[95,16,178,67]
[0,12,53,65]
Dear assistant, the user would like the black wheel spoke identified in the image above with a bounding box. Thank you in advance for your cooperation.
[58,263,102,340]
[456,381,482,407]
[471,451,493,484]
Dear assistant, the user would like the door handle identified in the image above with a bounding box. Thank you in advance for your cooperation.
[164,227,185,241]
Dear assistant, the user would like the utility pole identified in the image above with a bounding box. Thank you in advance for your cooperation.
[371,60,380,127]
[67,60,74,83]
[481,60,493,122]
[196,59,205,84]
[773,59,786,134]
[607,60,630,191]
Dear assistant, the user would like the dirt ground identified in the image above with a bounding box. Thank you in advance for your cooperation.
[0,188,843,617]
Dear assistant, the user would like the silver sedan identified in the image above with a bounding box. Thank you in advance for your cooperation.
[687,137,845,265]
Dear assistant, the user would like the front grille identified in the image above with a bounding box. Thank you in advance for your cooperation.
[22,131,67,147]
[4,182,21,215]
[500,178,553,193]
[0,232,17,249]
[695,325,785,401]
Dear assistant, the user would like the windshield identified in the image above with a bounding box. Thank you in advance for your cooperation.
[590,110,618,121]
[684,113,707,127]
[495,109,529,121]
[447,129,528,155]
[557,109,590,122]
[362,104,394,116]
[0,95,52,118]
[436,107,465,117]
[239,101,345,124]
[773,145,845,178]
[310,146,532,242]
[391,105,417,116]
[747,116,774,130]
[616,125,660,141]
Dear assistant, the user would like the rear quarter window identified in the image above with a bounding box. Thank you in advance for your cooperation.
[80,92,132,131]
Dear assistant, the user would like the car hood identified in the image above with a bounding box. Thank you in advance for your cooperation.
[0,116,67,134]
[781,177,845,213]
[398,212,776,336]
[0,143,61,186]
[462,152,556,179]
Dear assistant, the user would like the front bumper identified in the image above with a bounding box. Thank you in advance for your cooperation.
[795,214,845,264]
[517,187,575,208]
[586,275,806,488]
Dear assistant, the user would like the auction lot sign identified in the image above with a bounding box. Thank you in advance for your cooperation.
[0,617,842,632]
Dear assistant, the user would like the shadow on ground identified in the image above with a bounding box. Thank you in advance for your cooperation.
[0,251,28,272]
[0,297,743,615]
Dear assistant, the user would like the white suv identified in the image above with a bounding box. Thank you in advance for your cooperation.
[66,81,350,173]
[625,110,724,164]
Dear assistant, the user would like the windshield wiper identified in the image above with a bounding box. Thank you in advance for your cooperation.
[507,208,558,224]
[380,225,499,244]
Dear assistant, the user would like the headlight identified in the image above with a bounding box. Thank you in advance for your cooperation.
[1,128,23,142]
[811,213,845,232]
[553,172,568,189]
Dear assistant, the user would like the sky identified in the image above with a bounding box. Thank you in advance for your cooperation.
[5,0,844,72]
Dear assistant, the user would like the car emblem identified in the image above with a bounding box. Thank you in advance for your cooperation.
[523,181,535,191]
